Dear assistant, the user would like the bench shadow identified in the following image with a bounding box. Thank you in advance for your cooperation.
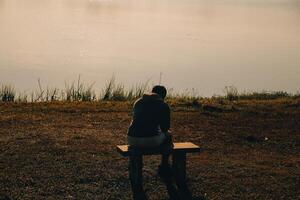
[161,178,206,200]
[164,180,180,200]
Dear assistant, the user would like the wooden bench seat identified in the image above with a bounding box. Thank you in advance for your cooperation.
[116,142,201,156]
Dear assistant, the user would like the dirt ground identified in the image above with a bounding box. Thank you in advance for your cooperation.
[0,100,299,200]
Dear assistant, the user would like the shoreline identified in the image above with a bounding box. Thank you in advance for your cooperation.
[1,79,299,103]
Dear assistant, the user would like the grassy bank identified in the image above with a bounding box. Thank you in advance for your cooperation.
[1,77,299,103]
[0,99,299,199]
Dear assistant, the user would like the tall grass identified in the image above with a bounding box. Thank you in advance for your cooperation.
[132,81,150,99]
[224,86,239,101]
[0,80,299,103]
[101,76,150,101]
[167,88,200,100]
[166,88,202,108]
[102,75,116,100]
[16,92,28,103]
[222,86,295,101]
[0,84,15,102]
[111,84,126,101]
[45,87,59,102]
[65,75,96,101]
[28,80,61,102]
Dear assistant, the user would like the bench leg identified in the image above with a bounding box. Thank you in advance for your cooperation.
[129,155,147,200]
[172,152,192,200]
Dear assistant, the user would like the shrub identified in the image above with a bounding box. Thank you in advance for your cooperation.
[239,91,290,100]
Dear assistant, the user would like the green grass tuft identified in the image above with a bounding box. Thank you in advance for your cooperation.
[0,84,15,102]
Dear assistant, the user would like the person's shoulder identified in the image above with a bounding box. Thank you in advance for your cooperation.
[135,97,143,103]
[133,97,143,106]
[161,101,170,111]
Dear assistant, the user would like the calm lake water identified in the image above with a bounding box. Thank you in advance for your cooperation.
[0,0,300,96]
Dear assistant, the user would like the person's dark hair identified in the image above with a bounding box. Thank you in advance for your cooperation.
[152,85,167,99]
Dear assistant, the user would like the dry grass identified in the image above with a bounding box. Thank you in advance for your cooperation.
[0,100,299,199]
[0,84,15,102]
[1,80,299,103]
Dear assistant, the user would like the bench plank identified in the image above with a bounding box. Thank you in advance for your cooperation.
[117,142,201,157]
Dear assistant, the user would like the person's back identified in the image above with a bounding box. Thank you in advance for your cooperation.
[127,85,172,148]
[128,92,170,138]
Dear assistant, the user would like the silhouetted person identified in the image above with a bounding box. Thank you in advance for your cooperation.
[127,85,173,199]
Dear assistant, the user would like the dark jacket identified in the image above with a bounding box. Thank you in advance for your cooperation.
[128,93,170,138]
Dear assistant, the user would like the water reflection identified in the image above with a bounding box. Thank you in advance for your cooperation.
[0,0,299,96]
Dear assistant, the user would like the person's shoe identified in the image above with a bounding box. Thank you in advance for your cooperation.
[157,164,173,182]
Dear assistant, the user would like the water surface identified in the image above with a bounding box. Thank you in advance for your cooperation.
[0,0,300,96]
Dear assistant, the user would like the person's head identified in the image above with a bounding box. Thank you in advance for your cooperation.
[152,85,167,99]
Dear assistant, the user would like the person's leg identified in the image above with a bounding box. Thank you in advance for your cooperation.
[161,154,170,166]
[158,132,173,181]
[129,155,147,200]
[160,131,173,165]
[128,135,165,148]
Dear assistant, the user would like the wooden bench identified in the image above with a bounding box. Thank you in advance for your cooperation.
[117,142,201,199]
[117,142,201,156]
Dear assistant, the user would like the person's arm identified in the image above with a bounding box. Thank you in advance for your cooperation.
[160,104,170,132]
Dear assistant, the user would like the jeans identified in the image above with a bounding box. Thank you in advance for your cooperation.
[127,132,170,148]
